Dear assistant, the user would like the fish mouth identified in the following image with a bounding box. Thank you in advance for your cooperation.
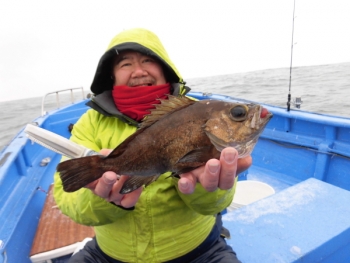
[250,105,273,129]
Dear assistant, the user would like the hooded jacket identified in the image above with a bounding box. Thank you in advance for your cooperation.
[53,28,235,262]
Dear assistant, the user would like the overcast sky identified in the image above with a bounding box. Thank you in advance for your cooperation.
[1,0,349,101]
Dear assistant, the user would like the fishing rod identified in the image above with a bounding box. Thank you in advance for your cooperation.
[287,0,296,112]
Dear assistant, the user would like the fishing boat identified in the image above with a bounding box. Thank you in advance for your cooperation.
[0,87,349,263]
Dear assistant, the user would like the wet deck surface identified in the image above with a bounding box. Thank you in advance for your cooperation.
[223,178,350,263]
[30,185,94,261]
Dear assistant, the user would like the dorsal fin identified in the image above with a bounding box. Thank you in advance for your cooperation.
[108,96,195,158]
[141,95,195,128]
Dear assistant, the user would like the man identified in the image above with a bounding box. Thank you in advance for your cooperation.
[54,28,251,263]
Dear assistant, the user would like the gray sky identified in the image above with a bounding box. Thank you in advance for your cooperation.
[1,0,349,101]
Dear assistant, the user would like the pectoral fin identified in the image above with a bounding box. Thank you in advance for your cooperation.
[177,147,212,164]
[174,146,220,174]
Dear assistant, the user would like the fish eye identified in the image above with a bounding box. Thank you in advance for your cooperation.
[230,105,248,121]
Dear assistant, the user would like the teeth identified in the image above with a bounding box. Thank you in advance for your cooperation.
[132,82,153,87]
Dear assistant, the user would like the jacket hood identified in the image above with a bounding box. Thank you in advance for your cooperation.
[90,28,184,95]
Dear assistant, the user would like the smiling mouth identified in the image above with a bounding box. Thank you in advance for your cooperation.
[129,79,155,87]
[133,83,153,87]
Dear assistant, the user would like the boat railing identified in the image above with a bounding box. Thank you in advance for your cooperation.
[41,87,86,116]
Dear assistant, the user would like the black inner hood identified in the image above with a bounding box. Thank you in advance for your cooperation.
[90,42,180,95]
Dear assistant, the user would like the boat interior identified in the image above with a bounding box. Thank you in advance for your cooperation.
[0,90,349,262]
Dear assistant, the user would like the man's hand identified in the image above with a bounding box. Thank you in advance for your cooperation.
[178,147,252,194]
[84,149,142,208]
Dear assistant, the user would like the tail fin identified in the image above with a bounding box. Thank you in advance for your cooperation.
[57,155,106,192]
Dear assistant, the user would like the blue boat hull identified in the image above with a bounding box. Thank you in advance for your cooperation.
[0,92,349,262]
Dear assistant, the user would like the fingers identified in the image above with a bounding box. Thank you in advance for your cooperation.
[87,173,143,208]
[84,150,143,208]
[178,162,219,194]
[108,176,143,208]
[119,187,143,208]
[196,148,238,192]
[217,148,238,190]
[179,147,252,194]
[100,148,112,156]
[178,159,224,194]
[94,172,118,198]
[201,159,221,192]
[84,147,115,195]
[108,175,131,204]
[178,174,197,194]
[237,155,252,175]
[89,149,251,202]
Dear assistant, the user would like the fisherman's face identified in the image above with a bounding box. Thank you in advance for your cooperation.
[113,51,166,87]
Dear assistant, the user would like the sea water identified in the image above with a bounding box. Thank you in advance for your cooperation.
[1,62,349,151]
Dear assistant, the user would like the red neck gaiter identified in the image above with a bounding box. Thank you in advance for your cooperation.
[112,83,170,121]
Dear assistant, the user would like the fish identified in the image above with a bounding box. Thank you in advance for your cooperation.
[57,95,272,194]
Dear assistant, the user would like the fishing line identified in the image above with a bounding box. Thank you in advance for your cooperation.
[287,0,296,112]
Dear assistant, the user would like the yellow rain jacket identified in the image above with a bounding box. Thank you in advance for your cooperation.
[53,28,236,262]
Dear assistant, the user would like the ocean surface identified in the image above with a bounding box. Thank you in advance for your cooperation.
[1,62,349,152]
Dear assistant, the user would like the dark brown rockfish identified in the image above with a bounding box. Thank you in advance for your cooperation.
[57,96,272,194]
